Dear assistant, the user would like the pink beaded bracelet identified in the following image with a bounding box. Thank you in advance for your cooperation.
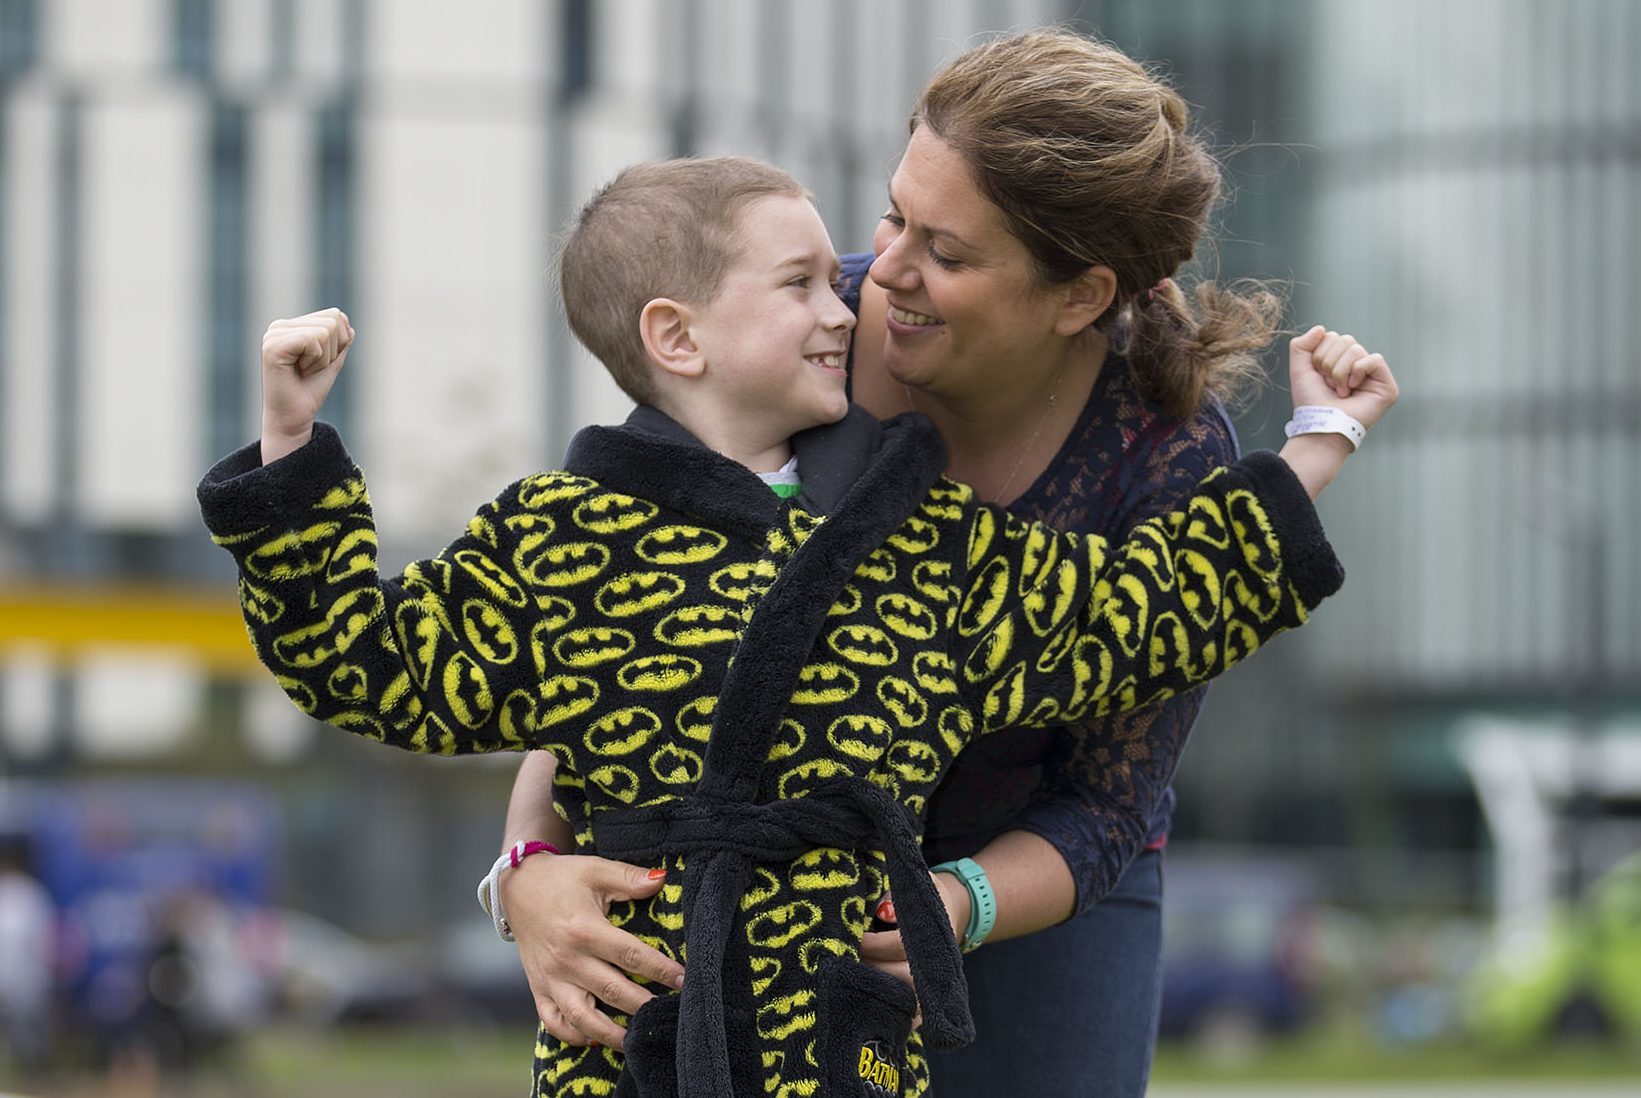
[510,839,561,868]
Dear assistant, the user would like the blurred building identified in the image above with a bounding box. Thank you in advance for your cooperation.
[0,0,1637,937]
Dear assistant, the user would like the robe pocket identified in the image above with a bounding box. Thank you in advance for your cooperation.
[614,992,681,1098]
[815,956,917,1097]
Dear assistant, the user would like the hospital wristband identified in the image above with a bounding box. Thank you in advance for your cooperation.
[477,840,561,942]
[1283,405,1366,450]
[931,857,997,953]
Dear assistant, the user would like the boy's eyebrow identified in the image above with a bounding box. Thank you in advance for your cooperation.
[885,184,977,252]
[773,250,842,275]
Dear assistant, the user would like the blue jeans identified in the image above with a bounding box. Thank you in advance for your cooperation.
[926,848,1165,1098]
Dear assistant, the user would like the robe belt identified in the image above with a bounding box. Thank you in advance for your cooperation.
[592,776,976,1098]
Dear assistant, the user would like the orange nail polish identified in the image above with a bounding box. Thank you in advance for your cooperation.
[647,867,667,881]
[876,899,897,923]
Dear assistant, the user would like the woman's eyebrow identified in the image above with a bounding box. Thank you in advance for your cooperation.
[885,184,977,251]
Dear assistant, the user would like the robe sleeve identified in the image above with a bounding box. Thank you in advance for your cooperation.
[951,450,1343,735]
[197,422,559,756]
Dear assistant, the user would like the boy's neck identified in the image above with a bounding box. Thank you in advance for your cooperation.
[651,401,795,474]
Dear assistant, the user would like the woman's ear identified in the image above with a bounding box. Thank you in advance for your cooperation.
[640,298,706,379]
[1053,264,1118,336]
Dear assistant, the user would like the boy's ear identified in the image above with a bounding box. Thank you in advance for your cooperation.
[1053,264,1119,336]
[640,298,706,379]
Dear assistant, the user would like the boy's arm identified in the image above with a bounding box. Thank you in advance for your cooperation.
[198,310,546,755]
[954,327,1396,734]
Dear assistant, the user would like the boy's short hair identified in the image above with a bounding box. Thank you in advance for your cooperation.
[559,156,810,404]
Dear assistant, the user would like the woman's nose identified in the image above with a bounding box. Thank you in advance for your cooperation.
[869,238,916,292]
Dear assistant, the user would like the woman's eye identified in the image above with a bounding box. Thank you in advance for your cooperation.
[927,246,961,271]
[879,211,905,228]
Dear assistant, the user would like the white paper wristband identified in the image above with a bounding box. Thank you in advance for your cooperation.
[1284,405,1366,451]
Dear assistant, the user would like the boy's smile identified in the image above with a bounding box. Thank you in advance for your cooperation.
[684,194,856,469]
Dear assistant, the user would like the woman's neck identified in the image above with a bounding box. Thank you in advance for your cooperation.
[868,331,1109,506]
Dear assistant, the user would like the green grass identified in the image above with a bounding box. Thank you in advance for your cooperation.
[8,1023,1641,1097]
[1,1025,533,1098]
[245,1025,529,1093]
[1152,1028,1641,1084]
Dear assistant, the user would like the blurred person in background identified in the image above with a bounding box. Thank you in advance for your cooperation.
[0,838,56,1077]
[497,27,1390,1097]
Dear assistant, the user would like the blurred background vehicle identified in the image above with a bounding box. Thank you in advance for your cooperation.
[1465,852,1641,1047]
[1158,855,1319,1060]
[269,906,439,1027]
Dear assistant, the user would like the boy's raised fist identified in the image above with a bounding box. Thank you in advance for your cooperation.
[260,307,354,464]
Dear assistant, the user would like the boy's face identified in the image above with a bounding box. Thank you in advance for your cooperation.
[688,195,856,441]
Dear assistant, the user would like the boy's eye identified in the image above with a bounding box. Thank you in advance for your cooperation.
[787,275,810,288]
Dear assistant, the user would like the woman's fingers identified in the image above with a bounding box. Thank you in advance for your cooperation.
[555,987,630,1050]
[534,992,596,1047]
[577,920,684,993]
[860,928,909,963]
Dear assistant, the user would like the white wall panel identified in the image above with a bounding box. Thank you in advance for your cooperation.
[1,83,60,522]
[78,90,206,526]
[73,654,198,757]
[599,0,666,104]
[218,0,276,89]
[293,0,352,90]
[46,0,168,78]
[369,0,544,84]
[358,107,547,540]
[247,102,316,436]
[0,651,56,761]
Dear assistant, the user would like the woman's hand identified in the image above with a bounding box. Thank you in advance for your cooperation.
[859,872,971,989]
[500,853,684,1050]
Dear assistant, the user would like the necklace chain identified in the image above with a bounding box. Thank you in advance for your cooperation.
[903,363,1066,504]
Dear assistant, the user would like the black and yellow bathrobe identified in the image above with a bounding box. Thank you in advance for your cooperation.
[198,405,1343,1098]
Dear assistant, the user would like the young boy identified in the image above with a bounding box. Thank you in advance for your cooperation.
[199,156,1383,1098]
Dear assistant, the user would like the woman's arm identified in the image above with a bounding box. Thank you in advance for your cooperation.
[862,670,1198,980]
[497,751,683,1051]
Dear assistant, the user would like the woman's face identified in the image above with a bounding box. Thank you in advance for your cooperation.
[869,127,1073,402]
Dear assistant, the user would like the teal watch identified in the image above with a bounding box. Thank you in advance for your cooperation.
[930,857,997,953]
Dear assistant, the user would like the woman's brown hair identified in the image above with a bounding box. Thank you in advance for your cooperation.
[913,28,1280,419]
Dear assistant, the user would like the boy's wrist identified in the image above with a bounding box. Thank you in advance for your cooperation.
[260,422,315,466]
[1277,433,1352,500]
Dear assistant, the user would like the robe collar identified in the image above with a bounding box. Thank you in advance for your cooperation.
[561,403,944,540]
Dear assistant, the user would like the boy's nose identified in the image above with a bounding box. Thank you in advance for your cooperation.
[827,299,857,332]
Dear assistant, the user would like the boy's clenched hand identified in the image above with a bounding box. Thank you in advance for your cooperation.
[260,307,354,465]
[1288,324,1398,432]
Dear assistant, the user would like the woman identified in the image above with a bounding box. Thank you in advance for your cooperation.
[497,29,1388,1096]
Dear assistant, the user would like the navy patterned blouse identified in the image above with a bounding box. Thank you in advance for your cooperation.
[836,252,1239,913]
